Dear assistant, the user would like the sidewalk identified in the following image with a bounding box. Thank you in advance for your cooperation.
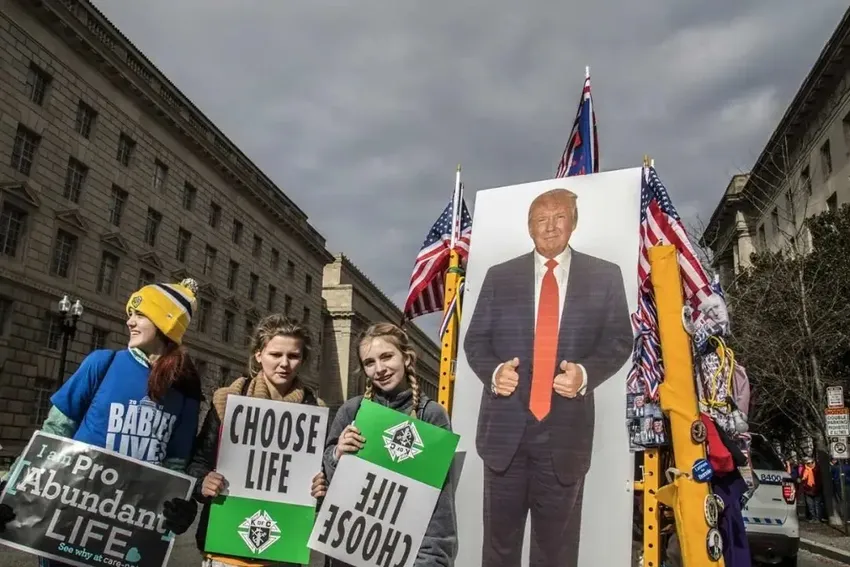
[800,521,850,564]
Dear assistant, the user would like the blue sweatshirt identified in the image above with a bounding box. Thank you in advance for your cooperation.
[48,349,199,470]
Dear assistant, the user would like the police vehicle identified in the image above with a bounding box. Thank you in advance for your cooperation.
[744,434,799,566]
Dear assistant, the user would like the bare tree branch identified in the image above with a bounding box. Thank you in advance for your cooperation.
[727,203,850,442]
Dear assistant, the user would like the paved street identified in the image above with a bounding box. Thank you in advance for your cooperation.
[796,549,849,566]
[0,543,841,567]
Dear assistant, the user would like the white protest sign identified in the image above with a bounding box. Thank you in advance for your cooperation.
[309,400,459,567]
[215,395,328,506]
[205,396,329,564]
[312,455,433,567]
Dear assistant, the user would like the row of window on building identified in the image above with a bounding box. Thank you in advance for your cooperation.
[5,62,320,339]
[0,186,313,319]
[8,60,340,399]
[755,113,850,250]
[757,183,839,251]
[18,61,315,298]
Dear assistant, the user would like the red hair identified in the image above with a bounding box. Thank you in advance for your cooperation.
[147,340,201,402]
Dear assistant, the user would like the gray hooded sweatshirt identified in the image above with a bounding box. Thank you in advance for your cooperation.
[322,388,458,567]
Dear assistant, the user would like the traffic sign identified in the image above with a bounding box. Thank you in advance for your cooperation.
[831,437,849,459]
[827,386,845,409]
[826,407,850,436]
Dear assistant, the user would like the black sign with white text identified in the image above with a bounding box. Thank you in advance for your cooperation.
[0,431,194,567]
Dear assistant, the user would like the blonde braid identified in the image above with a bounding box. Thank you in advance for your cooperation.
[407,363,421,418]
[363,381,375,401]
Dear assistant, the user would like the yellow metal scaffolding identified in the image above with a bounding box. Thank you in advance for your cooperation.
[437,247,462,413]
[647,244,722,567]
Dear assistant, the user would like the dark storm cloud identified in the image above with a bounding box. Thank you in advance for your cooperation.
[93,0,848,334]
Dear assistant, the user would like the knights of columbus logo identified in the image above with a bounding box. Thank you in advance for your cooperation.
[382,421,424,463]
[238,510,281,554]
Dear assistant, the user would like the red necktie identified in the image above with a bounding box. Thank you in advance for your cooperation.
[530,259,560,420]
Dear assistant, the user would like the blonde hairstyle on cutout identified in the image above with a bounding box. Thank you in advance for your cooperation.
[528,188,579,227]
[357,322,420,417]
[247,313,312,379]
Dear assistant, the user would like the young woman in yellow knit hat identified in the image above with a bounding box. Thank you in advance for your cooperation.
[187,313,329,567]
[0,278,205,564]
[323,322,457,567]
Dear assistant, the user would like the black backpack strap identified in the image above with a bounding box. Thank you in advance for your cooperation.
[414,397,433,420]
[346,396,365,427]
[241,378,252,396]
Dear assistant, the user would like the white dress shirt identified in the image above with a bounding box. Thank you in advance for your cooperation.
[492,247,589,395]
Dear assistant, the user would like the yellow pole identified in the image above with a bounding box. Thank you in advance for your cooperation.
[640,448,662,567]
[636,154,662,567]
[438,249,462,417]
[650,245,722,567]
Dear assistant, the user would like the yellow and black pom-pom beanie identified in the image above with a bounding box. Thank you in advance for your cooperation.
[126,278,199,345]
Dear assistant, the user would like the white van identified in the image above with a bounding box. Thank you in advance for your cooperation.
[743,434,800,566]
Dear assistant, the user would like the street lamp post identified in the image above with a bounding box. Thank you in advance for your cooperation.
[56,294,84,388]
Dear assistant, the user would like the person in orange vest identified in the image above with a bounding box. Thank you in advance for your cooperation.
[801,457,825,522]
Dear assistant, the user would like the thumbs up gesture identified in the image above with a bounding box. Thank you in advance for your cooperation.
[493,357,520,396]
[554,360,583,398]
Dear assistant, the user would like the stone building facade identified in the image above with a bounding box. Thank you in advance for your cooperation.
[0,0,334,461]
[702,7,850,285]
[321,255,439,413]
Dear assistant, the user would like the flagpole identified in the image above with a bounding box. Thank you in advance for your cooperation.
[450,165,462,250]
[585,65,590,79]
[438,166,464,416]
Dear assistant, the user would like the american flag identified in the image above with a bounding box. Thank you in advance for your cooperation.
[402,198,473,320]
[627,167,713,399]
[556,73,598,178]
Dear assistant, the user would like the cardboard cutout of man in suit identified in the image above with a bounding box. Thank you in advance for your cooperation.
[464,188,634,567]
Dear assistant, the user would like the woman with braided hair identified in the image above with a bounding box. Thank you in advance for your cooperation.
[323,322,458,567]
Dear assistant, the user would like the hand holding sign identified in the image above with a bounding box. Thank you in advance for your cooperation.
[205,396,329,564]
[335,424,365,460]
[162,497,198,535]
[309,400,461,567]
[202,471,228,498]
[0,432,195,567]
[311,472,328,499]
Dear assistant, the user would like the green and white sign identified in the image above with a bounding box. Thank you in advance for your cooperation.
[205,395,329,564]
[308,400,459,567]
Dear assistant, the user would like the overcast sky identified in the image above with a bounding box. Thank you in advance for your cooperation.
[92,0,848,337]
